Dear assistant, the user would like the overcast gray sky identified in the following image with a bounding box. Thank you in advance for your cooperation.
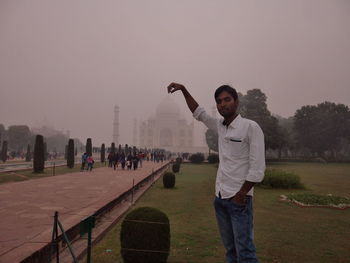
[1,0,349,145]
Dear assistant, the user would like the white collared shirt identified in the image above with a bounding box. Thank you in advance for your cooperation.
[193,106,265,198]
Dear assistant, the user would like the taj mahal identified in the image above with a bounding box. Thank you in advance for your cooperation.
[113,97,210,153]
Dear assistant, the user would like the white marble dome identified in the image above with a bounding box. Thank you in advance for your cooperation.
[156,96,180,118]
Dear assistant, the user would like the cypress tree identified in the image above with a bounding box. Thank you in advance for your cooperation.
[33,135,45,173]
[86,138,92,156]
[67,139,75,168]
[101,143,105,163]
[25,144,31,162]
[1,140,8,163]
[111,142,116,155]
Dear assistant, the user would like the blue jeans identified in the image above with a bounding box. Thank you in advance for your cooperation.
[214,195,259,263]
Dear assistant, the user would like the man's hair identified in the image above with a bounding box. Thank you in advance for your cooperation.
[214,85,238,101]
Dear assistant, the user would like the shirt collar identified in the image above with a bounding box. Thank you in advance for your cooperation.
[221,114,242,129]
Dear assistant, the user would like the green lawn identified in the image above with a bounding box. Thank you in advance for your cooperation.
[87,163,350,263]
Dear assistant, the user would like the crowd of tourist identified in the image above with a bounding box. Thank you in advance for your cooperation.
[80,150,170,172]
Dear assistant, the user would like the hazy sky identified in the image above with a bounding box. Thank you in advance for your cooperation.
[1,0,349,145]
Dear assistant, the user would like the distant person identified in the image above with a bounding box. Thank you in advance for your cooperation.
[126,154,132,170]
[168,82,265,263]
[132,154,139,170]
[87,155,94,171]
[113,152,120,170]
[120,152,126,170]
[80,152,88,171]
[138,152,144,168]
[107,152,113,168]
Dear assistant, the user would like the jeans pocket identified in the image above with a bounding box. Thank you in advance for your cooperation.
[230,199,247,208]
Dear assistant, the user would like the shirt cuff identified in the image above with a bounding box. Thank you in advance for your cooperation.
[192,106,204,120]
[246,170,265,183]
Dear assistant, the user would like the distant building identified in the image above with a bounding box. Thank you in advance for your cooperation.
[138,96,207,153]
[31,120,62,137]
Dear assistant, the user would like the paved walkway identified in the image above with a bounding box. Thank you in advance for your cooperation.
[0,161,168,262]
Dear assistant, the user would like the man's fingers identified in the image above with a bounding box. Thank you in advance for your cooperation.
[167,82,183,93]
[167,84,174,93]
[167,82,178,93]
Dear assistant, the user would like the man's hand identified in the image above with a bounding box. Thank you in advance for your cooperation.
[167,82,185,94]
[166,82,199,113]
[231,181,256,205]
[231,191,247,205]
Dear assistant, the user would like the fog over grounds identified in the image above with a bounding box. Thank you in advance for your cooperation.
[1,0,349,145]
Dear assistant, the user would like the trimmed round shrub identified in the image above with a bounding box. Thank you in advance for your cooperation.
[258,168,304,189]
[207,153,219,164]
[120,207,170,263]
[172,163,180,173]
[163,172,175,188]
[175,157,182,164]
[189,153,205,164]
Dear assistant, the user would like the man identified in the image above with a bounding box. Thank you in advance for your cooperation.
[167,82,265,263]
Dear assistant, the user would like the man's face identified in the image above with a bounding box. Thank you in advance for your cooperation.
[215,91,239,118]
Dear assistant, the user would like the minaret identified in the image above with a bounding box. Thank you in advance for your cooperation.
[133,119,138,147]
[113,105,120,144]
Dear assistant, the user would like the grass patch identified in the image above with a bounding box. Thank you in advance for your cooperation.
[258,168,304,189]
[89,163,350,263]
[287,193,350,206]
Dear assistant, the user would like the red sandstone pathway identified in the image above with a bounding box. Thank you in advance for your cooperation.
[0,161,168,263]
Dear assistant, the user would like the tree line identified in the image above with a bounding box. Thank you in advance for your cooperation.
[0,124,83,162]
[206,89,350,162]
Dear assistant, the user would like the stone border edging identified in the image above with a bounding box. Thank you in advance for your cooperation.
[279,195,350,210]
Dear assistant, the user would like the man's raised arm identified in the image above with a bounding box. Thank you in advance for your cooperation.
[167,82,199,113]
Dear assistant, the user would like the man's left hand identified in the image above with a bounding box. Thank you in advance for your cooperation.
[231,192,246,205]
